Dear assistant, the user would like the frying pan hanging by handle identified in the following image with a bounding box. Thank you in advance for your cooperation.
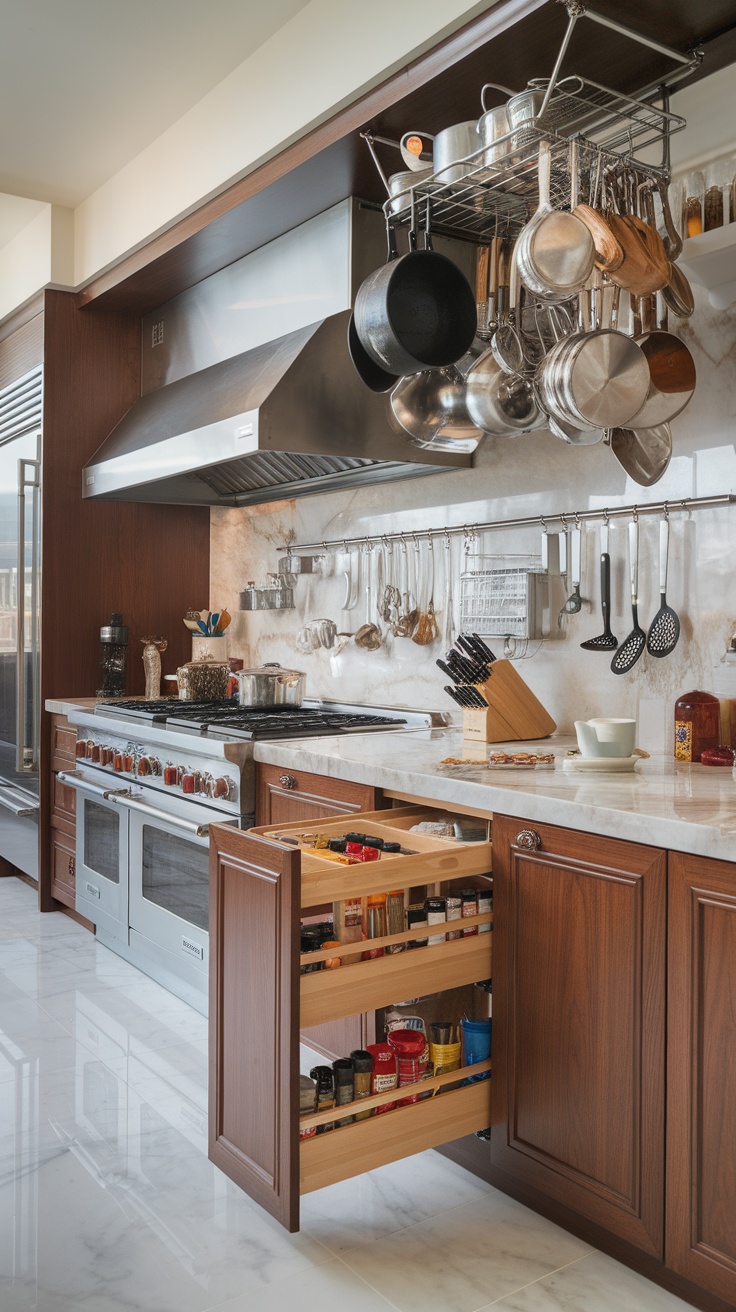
[353,214,477,375]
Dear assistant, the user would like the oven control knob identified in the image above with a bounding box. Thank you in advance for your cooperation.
[213,776,233,800]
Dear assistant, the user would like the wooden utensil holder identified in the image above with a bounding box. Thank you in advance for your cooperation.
[462,659,556,742]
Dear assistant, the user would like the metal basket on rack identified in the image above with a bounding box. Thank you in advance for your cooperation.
[459,555,549,640]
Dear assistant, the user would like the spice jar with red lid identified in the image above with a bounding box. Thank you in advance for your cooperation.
[365,1042,397,1114]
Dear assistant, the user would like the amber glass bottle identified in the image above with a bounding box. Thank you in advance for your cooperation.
[674,690,720,762]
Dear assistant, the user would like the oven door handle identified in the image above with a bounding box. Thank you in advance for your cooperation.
[57,771,131,802]
[0,785,39,818]
[99,790,212,838]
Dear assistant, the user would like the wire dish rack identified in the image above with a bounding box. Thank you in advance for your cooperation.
[386,75,686,243]
[459,556,548,640]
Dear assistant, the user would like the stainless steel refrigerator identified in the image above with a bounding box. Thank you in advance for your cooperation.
[0,367,42,881]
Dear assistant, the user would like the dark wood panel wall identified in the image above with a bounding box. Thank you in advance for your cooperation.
[38,291,210,908]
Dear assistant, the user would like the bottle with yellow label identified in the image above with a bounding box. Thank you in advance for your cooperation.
[674,690,720,762]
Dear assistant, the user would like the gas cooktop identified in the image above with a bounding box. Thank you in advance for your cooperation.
[94,698,420,739]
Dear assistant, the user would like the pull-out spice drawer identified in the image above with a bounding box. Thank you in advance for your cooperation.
[209,805,493,1233]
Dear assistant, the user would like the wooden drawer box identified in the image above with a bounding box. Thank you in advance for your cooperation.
[209,804,493,1232]
[51,714,78,772]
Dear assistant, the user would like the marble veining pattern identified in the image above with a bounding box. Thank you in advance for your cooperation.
[208,285,736,750]
[0,878,697,1311]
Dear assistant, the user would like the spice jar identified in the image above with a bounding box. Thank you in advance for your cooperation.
[299,1075,317,1140]
[387,1028,428,1106]
[362,894,387,959]
[365,1043,397,1113]
[425,896,447,945]
[350,1050,374,1120]
[309,1066,335,1133]
[712,634,736,749]
[682,170,705,237]
[674,690,720,762]
[461,888,479,936]
[333,1058,355,1126]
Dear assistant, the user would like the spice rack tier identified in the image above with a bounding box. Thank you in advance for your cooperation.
[209,805,493,1232]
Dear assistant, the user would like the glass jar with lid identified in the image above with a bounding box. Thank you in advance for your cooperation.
[176,655,230,701]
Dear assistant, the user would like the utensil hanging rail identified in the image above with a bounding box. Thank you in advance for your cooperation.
[278,494,735,556]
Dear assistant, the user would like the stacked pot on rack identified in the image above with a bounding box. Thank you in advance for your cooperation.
[349,85,696,486]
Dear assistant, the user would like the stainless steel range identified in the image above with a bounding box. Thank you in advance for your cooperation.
[59,698,444,1012]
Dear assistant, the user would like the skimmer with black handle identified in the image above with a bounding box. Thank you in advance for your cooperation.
[581,523,618,652]
[647,516,680,657]
[611,518,646,674]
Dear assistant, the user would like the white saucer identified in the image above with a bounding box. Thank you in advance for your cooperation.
[564,754,640,773]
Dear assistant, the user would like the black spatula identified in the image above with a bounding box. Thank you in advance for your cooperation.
[611,519,646,674]
[581,523,618,653]
[647,516,680,657]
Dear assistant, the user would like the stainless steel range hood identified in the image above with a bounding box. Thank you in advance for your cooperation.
[83,202,475,507]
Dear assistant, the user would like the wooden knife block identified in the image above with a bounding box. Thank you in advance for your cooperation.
[462,659,556,743]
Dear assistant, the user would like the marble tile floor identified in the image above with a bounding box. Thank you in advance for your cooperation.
[0,877,695,1312]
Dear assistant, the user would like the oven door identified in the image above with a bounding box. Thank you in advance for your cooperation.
[59,769,129,940]
[125,791,230,981]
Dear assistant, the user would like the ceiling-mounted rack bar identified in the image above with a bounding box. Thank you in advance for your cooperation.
[278,494,735,556]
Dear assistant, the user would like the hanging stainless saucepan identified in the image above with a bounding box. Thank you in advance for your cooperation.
[535,278,650,439]
[465,344,545,438]
[626,295,696,427]
[353,223,477,375]
[516,142,595,301]
[389,366,485,453]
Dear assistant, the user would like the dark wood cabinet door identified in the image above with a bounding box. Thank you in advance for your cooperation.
[209,823,300,1231]
[491,814,666,1257]
[666,852,736,1304]
[256,763,377,827]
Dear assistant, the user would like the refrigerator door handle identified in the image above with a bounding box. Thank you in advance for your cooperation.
[0,785,39,818]
[16,459,40,774]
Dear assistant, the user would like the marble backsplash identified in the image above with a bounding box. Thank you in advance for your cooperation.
[209,286,736,755]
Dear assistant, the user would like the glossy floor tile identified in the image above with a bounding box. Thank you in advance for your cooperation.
[0,880,697,1312]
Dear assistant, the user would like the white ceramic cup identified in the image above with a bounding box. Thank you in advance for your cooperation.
[578,717,636,758]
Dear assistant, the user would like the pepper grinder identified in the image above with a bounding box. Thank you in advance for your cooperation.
[97,613,128,699]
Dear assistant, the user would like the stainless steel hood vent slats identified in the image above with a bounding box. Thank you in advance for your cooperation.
[82,204,473,508]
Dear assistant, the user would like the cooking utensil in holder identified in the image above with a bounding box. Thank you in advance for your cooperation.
[462,659,556,742]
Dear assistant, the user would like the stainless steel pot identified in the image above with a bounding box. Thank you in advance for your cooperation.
[433,120,481,184]
[236,662,306,708]
[387,166,433,216]
[477,84,514,167]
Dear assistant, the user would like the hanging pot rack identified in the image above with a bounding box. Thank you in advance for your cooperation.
[278,493,735,557]
[363,0,702,245]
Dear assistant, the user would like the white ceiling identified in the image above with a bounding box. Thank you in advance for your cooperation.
[0,0,311,208]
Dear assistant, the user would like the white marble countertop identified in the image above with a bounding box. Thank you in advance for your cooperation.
[253,727,736,864]
[46,699,736,862]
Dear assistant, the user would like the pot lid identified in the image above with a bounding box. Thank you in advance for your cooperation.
[239,662,305,680]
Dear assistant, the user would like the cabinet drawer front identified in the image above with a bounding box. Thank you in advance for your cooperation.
[52,772,77,827]
[51,831,76,895]
[256,764,376,827]
[51,716,77,771]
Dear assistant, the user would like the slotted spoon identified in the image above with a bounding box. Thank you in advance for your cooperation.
[580,523,618,652]
[646,516,680,657]
[611,519,646,674]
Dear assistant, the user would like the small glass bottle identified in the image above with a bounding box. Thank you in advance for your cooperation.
[682,170,705,238]
[97,613,128,699]
[674,690,720,762]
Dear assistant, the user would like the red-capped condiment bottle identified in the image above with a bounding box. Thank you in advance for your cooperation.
[674,690,720,763]
[365,1042,397,1114]
[387,1028,428,1106]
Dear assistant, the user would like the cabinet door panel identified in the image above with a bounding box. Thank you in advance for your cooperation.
[491,815,666,1257]
[209,824,300,1232]
[256,764,376,827]
[667,852,736,1304]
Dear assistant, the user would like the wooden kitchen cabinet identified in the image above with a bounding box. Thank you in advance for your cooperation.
[209,805,493,1231]
[49,713,78,909]
[666,852,736,1305]
[490,814,667,1258]
[255,763,378,827]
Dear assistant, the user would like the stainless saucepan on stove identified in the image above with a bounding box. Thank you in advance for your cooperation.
[236,662,306,708]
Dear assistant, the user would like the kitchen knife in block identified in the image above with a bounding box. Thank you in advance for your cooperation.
[462,659,556,742]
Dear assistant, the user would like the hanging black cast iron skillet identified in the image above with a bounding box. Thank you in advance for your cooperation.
[353,224,477,377]
[347,312,399,392]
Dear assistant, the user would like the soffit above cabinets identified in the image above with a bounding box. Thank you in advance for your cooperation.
[79,0,736,317]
